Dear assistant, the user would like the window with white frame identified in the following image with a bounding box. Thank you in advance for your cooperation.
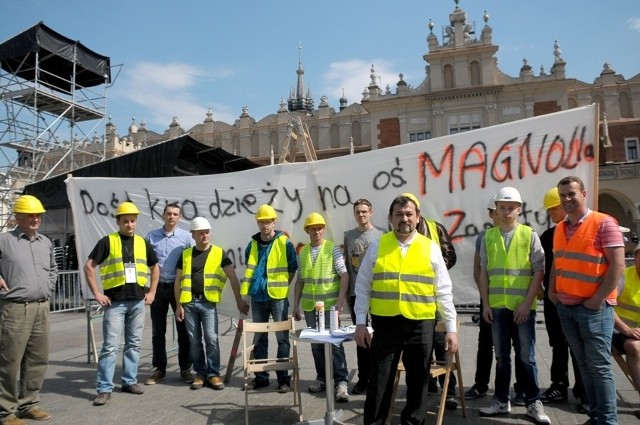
[626,137,639,161]
[448,112,481,134]
[409,131,432,142]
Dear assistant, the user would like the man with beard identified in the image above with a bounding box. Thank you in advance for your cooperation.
[354,194,457,425]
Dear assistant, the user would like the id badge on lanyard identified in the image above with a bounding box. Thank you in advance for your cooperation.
[124,263,138,284]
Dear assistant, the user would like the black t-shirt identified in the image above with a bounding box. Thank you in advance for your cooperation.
[540,226,555,291]
[89,233,159,301]
[176,245,232,295]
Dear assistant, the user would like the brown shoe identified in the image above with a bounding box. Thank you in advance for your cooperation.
[208,376,225,390]
[190,376,205,390]
[180,369,196,383]
[2,415,26,425]
[144,370,166,385]
[18,408,51,421]
[121,384,144,395]
[93,392,111,406]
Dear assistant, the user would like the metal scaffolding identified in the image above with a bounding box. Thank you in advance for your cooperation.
[0,22,111,230]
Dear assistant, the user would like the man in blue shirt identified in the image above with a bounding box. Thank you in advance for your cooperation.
[241,204,298,393]
[144,203,195,385]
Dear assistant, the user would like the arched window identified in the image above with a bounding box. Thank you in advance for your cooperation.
[330,124,340,148]
[470,61,481,86]
[352,121,362,146]
[592,95,605,114]
[444,64,455,89]
[309,125,319,150]
[270,131,279,154]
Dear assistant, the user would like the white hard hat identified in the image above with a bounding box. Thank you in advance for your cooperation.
[190,217,211,231]
[487,194,497,210]
[495,186,522,205]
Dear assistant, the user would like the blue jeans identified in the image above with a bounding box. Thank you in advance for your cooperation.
[303,310,349,386]
[557,303,617,425]
[250,298,291,385]
[96,299,145,393]
[491,308,540,405]
[184,299,220,378]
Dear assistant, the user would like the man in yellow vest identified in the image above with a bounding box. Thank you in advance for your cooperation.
[613,243,640,420]
[354,194,457,425]
[293,212,350,402]
[549,176,625,425]
[174,217,248,391]
[478,187,550,424]
[84,201,159,406]
[241,204,298,393]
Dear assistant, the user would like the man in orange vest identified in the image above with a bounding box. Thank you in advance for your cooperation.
[549,176,625,425]
[612,243,640,420]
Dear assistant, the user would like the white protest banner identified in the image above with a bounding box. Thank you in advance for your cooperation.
[67,105,598,316]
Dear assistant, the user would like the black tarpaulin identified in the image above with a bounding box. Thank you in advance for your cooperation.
[23,135,261,209]
[0,22,111,91]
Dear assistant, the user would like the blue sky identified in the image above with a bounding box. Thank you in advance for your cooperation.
[2,0,639,133]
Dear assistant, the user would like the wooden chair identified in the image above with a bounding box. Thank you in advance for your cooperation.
[242,317,302,425]
[612,345,638,391]
[388,321,466,425]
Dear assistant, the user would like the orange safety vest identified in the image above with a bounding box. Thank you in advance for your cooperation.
[553,211,616,302]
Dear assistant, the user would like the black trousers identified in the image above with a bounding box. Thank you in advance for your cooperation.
[364,315,435,425]
[349,295,371,383]
[150,283,191,372]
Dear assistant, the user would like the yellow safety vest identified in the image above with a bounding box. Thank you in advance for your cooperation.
[299,241,340,311]
[485,224,535,310]
[371,232,436,320]
[615,267,640,328]
[425,219,440,246]
[179,246,227,303]
[100,233,148,289]
[241,234,290,299]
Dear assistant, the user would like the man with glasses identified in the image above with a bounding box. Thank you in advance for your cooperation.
[343,199,383,394]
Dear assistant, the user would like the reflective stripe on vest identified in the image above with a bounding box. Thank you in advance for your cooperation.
[554,211,616,301]
[486,224,535,310]
[100,233,148,289]
[241,234,289,299]
[180,245,227,303]
[299,240,340,311]
[615,266,640,328]
[371,232,436,320]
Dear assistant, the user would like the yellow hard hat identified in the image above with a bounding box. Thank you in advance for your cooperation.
[13,195,46,214]
[543,187,561,210]
[400,192,420,209]
[304,212,326,231]
[115,201,140,216]
[255,204,277,220]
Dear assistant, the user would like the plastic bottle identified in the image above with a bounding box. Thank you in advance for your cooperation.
[315,301,325,332]
[329,306,339,331]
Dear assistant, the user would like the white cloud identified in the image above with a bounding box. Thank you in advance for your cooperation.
[111,61,235,129]
[320,59,405,106]
[627,17,640,32]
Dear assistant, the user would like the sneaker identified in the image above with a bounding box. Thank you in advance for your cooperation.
[479,399,511,416]
[278,383,291,393]
[308,380,326,393]
[464,385,487,400]
[244,379,269,390]
[121,384,144,394]
[513,391,526,406]
[335,384,349,403]
[93,392,111,406]
[445,394,458,410]
[144,370,166,385]
[208,376,225,390]
[190,376,205,390]
[540,386,567,403]
[180,369,196,383]
[352,380,368,395]
[526,400,551,424]
[19,407,52,421]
